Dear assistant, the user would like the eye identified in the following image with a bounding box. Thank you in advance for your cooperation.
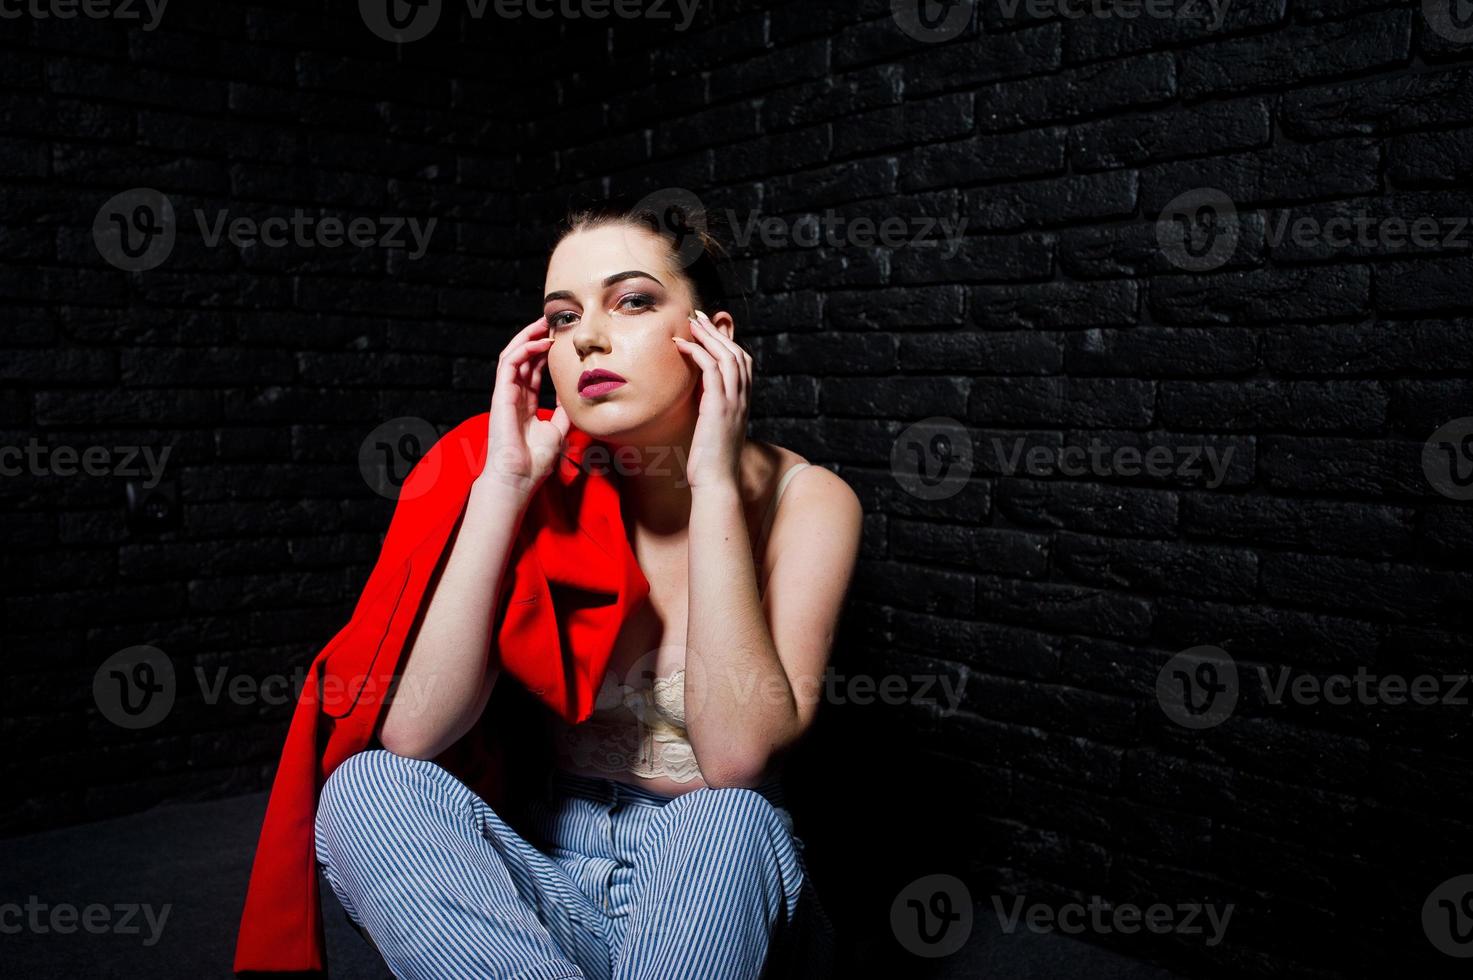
[617,292,654,312]
[547,311,575,329]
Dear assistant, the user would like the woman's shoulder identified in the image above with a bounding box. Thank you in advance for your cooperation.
[745,440,857,513]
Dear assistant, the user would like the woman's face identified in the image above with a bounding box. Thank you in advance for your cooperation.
[542,223,725,444]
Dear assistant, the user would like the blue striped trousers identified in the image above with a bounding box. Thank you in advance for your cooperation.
[314,749,836,979]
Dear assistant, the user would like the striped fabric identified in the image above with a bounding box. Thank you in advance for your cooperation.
[314,749,836,979]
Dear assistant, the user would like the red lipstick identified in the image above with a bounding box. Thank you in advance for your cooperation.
[578,368,627,397]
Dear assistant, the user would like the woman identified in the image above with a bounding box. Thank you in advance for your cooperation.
[311,202,864,979]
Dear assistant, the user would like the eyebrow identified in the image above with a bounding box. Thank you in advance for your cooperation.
[543,270,665,306]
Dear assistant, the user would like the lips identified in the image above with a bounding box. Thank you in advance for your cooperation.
[578,368,627,396]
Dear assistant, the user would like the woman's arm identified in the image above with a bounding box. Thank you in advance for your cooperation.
[376,479,530,759]
[684,468,863,788]
[375,313,568,759]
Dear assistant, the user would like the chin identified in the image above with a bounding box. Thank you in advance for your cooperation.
[567,395,684,450]
[565,399,647,440]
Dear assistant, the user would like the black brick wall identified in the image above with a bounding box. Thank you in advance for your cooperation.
[3,1,1471,977]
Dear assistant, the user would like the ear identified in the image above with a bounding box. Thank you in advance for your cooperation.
[707,309,736,340]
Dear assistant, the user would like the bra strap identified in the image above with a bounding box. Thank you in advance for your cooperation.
[756,462,813,571]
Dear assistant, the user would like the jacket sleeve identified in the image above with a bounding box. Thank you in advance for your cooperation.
[233,413,500,977]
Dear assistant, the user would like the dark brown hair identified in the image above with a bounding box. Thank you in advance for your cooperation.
[549,194,751,356]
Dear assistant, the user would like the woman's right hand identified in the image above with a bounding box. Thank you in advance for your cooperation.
[479,315,571,499]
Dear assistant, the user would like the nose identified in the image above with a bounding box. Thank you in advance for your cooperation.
[570,308,611,357]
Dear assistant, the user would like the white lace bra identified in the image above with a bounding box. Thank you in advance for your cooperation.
[548,461,814,785]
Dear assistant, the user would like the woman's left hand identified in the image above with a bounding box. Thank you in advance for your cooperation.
[673,309,750,491]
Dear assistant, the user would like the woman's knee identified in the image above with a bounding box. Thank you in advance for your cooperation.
[665,786,791,849]
[318,749,403,829]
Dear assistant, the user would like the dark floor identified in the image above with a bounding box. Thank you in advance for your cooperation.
[0,791,1191,979]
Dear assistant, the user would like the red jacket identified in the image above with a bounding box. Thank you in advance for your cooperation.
[233,408,650,976]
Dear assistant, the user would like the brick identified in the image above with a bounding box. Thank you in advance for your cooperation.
[1182,494,1416,557]
[1070,97,1272,171]
[970,376,1155,427]
[1150,265,1372,324]
[970,279,1139,329]
[977,53,1176,132]
[994,479,1178,538]
[1064,327,1257,376]
[1177,10,1412,98]
[1054,532,1258,601]
[965,169,1139,232]
[1282,63,1473,138]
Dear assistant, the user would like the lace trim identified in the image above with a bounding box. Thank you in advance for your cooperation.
[552,668,702,783]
